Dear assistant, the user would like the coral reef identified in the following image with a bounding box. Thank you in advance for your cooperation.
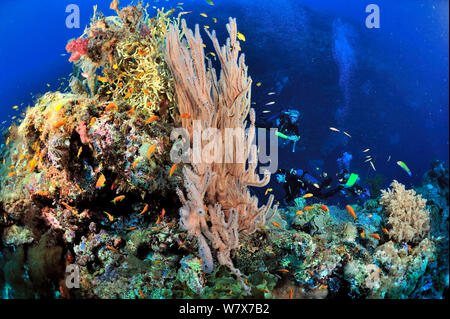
[0,3,447,300]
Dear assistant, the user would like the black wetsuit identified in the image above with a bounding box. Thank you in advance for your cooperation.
[256,112,299,137]
[279,169,341,203]
[277,113,300,138]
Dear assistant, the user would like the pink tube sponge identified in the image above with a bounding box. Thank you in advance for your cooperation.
[66,38,89,62]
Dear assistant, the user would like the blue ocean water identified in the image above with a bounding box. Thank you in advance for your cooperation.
[0,0,448,200]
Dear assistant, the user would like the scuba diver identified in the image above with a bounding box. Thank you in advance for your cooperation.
[275,168,341,203]
[258,109,302,152]
[275,152,370,204]
[336,152,371,199]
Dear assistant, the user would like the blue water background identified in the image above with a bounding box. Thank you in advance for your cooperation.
[0,0,448,201]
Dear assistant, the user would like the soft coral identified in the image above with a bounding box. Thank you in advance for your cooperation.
[66,38,89,62]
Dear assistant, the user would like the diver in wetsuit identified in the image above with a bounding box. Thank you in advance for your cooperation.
[335,152,370,199]
[337,169,370,199]
[259,109,302,152]
[275,168,341,203]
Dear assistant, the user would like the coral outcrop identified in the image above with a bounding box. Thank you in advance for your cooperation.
[380,180,430,244]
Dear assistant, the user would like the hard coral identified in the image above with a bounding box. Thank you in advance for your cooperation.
[380,180,430,244]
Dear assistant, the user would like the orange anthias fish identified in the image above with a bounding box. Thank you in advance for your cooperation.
[382,228,389,235]
[271,221,282,228]
[145,115,159,124]
[139,204,149,216]
[111,195,125,204]
[29,159,38,172]
[8,171,15,178]
[104,211,114,222]
[156,215,161,225]
[54,120,66,129]
[132,160,140,169]
[360,228,366,239]
[96,174,106,189]
[346,205,357,220]
[128,106,136,115]
[106,245,119,253]
[295,210,303,216]
[319,205,329,212]
[303,206,314,211]
[126,227,137,231]
[302,193,313,199]
[169,164,178,177]
[277,269,289,273]
[105,102,118,111]
[369,233,381,240]
[180,113,191,119]
[124,88,133,99]
[110,0,119,11]
[147,144,157,159]
[289,289,293,299]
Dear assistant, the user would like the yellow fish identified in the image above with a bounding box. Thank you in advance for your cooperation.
[265,188,273,195]
[363,149,370,153]
[77,147,82,158]
[200,13,208,18]
[12,105,19,110]
[302,193,314,199]
[237,32,246,41]
[370,161,376,171]
[329,127,340,132]
[256,82,262,87]
[90,117,97,126]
